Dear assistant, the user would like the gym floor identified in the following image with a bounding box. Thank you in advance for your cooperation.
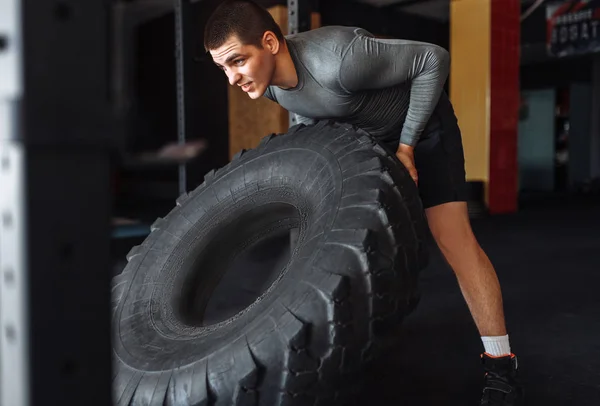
[354,194,600,406]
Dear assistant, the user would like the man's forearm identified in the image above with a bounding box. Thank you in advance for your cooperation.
[400,86,445,146]
[397,142,414,152]
[399,48,450,146]
[399,123,421,147]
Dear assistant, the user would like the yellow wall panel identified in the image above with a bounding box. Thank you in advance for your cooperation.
[449,0,491,183]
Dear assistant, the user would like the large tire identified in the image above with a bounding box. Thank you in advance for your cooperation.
[112,121,429,406]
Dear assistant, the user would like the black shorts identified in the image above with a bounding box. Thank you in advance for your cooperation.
[382,95,469,209]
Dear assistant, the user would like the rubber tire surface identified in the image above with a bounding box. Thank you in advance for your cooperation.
[112,121,429,406]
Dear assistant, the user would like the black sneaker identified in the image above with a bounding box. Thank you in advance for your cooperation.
[480,353,524,406]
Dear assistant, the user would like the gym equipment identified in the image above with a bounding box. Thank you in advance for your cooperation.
[112,121,429,405]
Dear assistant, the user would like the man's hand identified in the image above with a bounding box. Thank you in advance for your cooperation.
[396,144,418,185]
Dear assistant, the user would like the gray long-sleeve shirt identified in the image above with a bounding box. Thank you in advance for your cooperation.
[264,26,450,147]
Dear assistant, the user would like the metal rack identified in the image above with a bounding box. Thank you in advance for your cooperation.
[0,3,28,405]
[1,0,114,404]
[174,0,193,196]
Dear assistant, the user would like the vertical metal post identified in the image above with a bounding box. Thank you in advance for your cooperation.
[287,0,312,35]
[287,0,313,128]
[1,1,114,404]
[591,54,600,179]
[0,0,29,405]
[175,0,192,195]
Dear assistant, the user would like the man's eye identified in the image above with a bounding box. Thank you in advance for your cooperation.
[234,59,244,65]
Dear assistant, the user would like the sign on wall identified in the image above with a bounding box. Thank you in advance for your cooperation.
[547,0,600,57]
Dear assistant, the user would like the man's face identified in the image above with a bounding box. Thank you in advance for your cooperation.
[210,33,277,99]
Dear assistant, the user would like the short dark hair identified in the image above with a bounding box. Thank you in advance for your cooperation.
[204,0,285,51]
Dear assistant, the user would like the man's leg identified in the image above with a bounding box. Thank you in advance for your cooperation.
[424,200,507,339]
[410,95,522,405]
[423,202,522,406]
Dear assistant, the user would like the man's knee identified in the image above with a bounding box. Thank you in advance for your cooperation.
[425,201,478,252]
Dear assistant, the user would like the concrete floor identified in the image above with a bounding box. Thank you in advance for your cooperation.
[354,195,600,405]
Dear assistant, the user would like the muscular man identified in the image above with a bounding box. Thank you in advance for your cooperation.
[204,1,522,404]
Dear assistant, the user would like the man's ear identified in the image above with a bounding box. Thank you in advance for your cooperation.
[262,31,280,54]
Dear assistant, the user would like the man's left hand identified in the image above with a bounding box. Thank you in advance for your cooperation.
[396,144,418,185]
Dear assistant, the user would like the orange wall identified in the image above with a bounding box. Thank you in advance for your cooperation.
[449,0,491,187]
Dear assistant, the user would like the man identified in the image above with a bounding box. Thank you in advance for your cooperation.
[204,1,522,404]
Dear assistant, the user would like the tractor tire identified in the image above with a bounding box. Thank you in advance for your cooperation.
[111,120,429,406]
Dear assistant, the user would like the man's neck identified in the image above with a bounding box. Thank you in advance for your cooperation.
[271,40,298,90]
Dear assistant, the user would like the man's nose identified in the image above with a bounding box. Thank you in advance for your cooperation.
[227,70,241,86]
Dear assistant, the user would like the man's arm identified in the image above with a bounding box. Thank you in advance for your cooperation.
[338,29,450,147]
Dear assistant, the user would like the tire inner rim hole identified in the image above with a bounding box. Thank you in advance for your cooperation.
[176,202,301,328]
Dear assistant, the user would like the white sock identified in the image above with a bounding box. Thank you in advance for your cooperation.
[481,334,511,356]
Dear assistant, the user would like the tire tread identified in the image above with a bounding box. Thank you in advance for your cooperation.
[112,120,427,406]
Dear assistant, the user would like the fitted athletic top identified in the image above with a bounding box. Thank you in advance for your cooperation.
[263,26,450,147]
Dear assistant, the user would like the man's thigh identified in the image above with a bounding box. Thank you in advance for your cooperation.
[413,114,469,209]
[378,98,468,210]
